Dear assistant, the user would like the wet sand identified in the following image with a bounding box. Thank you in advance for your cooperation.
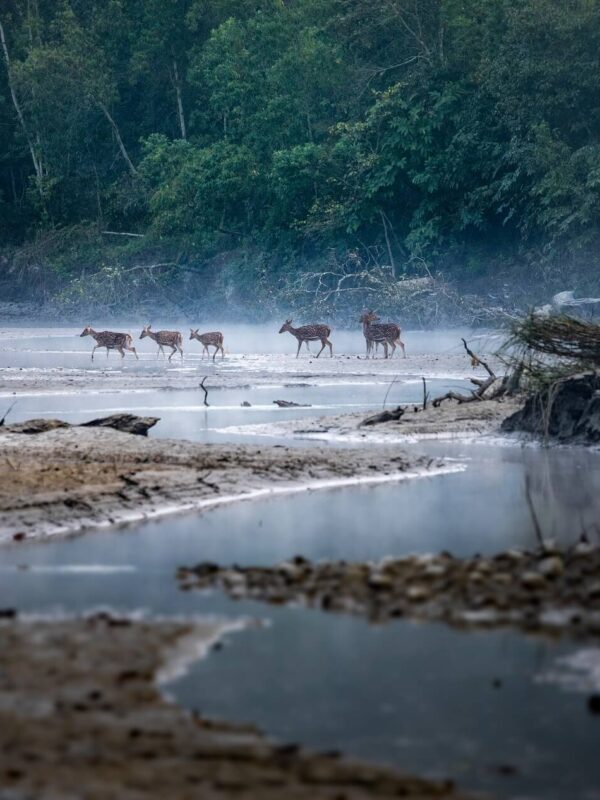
[217,397,522,444]
[0,424,448,543]
[0,612,467,799]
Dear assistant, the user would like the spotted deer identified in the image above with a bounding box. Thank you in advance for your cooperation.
[359,311,406,358]
[279,319,333,358]
[189,329,225,361]
[79,326,138,361]
[140,325,183,361]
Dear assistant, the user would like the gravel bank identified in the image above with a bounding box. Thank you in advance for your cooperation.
[178,545,600,639]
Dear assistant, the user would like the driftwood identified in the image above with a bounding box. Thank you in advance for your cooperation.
[81,414,159,436]
[199,377,209,407]
[273,400,312,408]
[4,414,159,436]
[432,339,498,407]
[361,406,405,426]
[0,401,17,427]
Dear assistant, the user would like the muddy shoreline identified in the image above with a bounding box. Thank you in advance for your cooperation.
[220,397,522,444]
[0,424,450,544]
[0,613,468,799]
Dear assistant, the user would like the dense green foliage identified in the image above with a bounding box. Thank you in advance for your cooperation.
[1,0,599,316]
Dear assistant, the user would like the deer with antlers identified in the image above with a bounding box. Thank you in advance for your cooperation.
[279,319,333,358]
[140,325,183,361]
[79,326,139,361]
[359,311,406,358]
[189,329,225,361]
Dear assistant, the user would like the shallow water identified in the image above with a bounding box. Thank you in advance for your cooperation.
[3,445,600,799]
[0,379,467,445]
[2,323,600,798]
[0,323,485,442]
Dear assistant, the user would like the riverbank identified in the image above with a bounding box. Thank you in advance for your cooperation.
[0,423,449,543]
[0,612,467,799]
[218,397,522,444]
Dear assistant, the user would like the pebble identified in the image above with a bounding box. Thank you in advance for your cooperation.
[537,556,564,578]
[520,572,547,590]
[405,585,430,602]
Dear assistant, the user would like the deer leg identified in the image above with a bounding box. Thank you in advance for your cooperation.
[91,345,99,361]
[106,347,110,358]
[315,340,326,358]
[388,340,397,358]
[117,347,125,358]
[296,340,302,358]
[168,346,177,362]
[179,345,184,360]
[212,345,219,362]
[399,338,407,358]
[129,346,139,360]
[221,344,225,359]
[327,339,333,357]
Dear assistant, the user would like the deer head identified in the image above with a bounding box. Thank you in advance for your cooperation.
[80,325,94,337]
[279,319,293,334]
[140,324,152,339]
[189,328,200,340]
[359,311,380,324]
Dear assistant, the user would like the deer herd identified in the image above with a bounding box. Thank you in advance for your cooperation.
[79,311,406,361]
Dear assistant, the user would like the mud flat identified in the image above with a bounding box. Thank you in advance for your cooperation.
[0,423,447,543]
[219,397,522,444]
[178,545,600,640]
[0,612,467,799]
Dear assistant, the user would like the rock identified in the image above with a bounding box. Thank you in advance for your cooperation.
[587,694,600,715]
[5,418,70,434]
[587,581,600,599]
[361,406,405,426]
[241,401,252,407]
[80,414,159,436]
[367,573,393,590]
[502,372,600,443]
[521,572,547,590]
[273,400,311,408]
[405,585,430,602]
[537,556,564,578]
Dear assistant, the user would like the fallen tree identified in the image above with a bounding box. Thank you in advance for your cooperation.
[4,414,159,436]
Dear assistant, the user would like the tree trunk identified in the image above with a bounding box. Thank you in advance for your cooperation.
[97,101,138,176]
[0,19,45,199]
[380,209,396,278]
[171,59,187,140]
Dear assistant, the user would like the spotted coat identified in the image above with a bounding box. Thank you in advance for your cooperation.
[359,313,406,359]
[80,327,138,361]
[278,320,333,358]
[140,326,183,361]
[189,329,225,361]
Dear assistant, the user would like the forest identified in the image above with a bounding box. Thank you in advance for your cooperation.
[1,0,600,321]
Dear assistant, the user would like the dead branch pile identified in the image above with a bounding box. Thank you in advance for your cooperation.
[509,314,600,366]
[432,338,513,406]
